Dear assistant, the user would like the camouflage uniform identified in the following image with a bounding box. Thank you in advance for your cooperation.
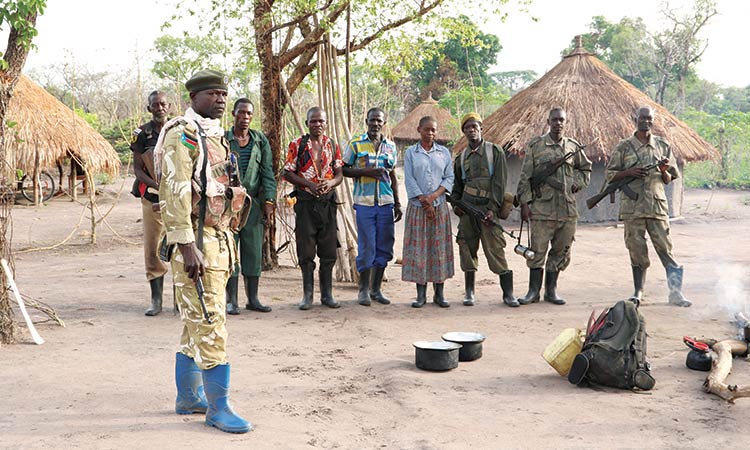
[606,132,690,307]
[606,133,679,270]
[516,134,592,271]
[159,120,241,371]
[452,141,509,274]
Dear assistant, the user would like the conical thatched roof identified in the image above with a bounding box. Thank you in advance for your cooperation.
[453,37,720,164]
[6,75,120,176]
[392,93,455,143]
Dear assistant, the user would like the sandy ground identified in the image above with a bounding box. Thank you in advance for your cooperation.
[2,178,750,450]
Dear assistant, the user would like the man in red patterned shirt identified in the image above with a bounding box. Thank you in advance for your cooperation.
[282,107,344,310]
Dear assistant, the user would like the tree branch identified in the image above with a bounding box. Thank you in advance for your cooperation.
[343,0,444,54]
[260,0,336,37]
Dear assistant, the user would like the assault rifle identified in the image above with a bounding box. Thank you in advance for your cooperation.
[586,158,668,209]
[449,196,517,240]
[529,144,585,198]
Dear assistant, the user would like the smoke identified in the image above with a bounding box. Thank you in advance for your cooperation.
[715,263,750,316]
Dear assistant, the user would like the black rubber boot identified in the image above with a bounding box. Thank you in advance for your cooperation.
[358,269,372,306]
[244,276,271,312]
[518,268,542,305]
[631,266,646,305]
[319,264,340,309]
[412,284,427,308]
[500,271,520,307]
[433,283,449,308]
[225,276,240,315]
[544,271,566,305]
[369,267,391,305]
[463,272,476,306]
[297,267,315,310]
[145,276,164,316]
[666,266,692,307]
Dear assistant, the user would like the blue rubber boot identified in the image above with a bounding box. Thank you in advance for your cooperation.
[175,353,208,414]
[202,364,252,433]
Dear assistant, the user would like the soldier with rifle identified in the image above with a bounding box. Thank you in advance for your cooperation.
[604,105,691,307]
[451,112,518,307]
[516,107,592,306]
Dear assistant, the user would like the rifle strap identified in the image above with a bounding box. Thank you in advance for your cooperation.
[195,123,210,252]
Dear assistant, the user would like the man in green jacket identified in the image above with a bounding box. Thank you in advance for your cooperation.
[225,98,277,314]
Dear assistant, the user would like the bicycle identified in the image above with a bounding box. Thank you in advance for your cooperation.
[16,168,56,202]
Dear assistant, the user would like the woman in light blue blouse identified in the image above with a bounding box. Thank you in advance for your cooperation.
[401,116,455,308]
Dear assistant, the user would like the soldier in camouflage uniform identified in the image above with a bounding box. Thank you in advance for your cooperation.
[605,106,691,307]
[157,70,252,433]
[516,107,592,306]
[451,113,518,307]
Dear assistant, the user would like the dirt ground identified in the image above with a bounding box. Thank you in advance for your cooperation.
[2,178,750,450]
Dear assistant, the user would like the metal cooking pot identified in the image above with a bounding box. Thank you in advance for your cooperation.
[413,341,462,371]
[686,349,712,372]
[442,331,486,361]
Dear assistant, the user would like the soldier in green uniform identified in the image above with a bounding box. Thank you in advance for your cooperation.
[224,98,276,315]
[451,113,518,307]
[516,107,592,306]
[156,70,252,433]
[605,105,691,307]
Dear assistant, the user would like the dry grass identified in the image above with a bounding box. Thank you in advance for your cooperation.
[391,93,456,143]
[6,75,120,176]
[452,46,720,164]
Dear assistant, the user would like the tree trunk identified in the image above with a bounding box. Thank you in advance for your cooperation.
[0,10,40,345]
[255,1,283,269]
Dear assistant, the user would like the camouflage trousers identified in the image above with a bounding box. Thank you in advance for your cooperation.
[172,227,236,371]
[457,215,509,274]
[623,218,678,270]
[141,198,168,280]
[527,219,576,272]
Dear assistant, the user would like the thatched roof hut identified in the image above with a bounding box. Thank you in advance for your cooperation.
[453,37,719,222]
[392,93,456,147]
[6,75,120,177]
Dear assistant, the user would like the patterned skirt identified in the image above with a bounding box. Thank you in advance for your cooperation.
[401,202,454,284]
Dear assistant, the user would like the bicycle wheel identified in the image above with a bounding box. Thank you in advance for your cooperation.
[21,172,56,202]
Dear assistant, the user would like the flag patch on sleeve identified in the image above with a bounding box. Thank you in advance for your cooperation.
[181,133,198,150]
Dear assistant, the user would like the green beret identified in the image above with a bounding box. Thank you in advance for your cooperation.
[185,69,228,93]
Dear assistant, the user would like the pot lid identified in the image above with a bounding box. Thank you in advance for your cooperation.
[442,332,486,344]
[413,340,462,350]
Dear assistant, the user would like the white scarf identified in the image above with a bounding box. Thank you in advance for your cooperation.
[153,107,226,197]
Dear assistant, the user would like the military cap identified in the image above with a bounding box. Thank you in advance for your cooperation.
[461,112,482,130]
[185,69,228,93]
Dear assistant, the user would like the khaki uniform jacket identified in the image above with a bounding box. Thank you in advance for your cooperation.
[159,121,229,244]
[605,133,679,220]
[516,134,592,220]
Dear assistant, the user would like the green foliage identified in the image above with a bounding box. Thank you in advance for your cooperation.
[410,15,502,98]
[562,16,657,95]
[0,0,47,70]
[680,108,750,188]
[74,108,99,129]
[152,34,228,88]
[491,70,538,94]
[438,85,509,122]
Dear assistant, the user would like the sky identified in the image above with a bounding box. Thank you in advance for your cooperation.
[10,0,750,88]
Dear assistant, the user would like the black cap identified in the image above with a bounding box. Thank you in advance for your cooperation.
[185,69,228,93]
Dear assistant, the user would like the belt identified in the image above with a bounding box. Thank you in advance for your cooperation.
[464,185,491,198]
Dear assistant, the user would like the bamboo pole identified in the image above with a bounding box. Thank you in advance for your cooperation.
[280,76,305,135]
[345,4,352,131]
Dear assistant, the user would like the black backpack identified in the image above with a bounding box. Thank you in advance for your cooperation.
[568,299,655,390]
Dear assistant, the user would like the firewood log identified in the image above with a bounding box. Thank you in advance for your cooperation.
[703,339,750,403]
